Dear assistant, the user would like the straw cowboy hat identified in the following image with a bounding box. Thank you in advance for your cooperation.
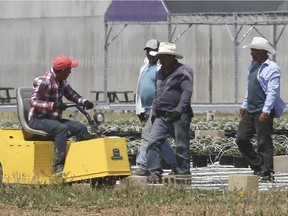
[150,42,183,59]
[243,37,276,55]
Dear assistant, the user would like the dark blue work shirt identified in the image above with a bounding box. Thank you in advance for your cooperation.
[153,61,193,115]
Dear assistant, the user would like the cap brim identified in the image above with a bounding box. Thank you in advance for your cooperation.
[70,61,79,68]
[144,47,158,51]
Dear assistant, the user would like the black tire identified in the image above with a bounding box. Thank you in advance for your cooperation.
[67,182,73,186]
[90,178,102,189]
[90,176,117,189]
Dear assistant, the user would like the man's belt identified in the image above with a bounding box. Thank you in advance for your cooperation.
[155,110,173,116]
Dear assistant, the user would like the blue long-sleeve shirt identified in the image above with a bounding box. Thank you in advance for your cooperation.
[153,61,193,114]
[241,58,286,118]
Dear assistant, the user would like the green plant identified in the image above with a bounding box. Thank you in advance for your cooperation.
[1,182,288,215]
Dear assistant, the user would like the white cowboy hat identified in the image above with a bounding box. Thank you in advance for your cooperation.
[150,42,183,59]
[243,37,276,55]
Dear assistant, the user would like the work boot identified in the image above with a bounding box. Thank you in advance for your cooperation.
[147,172,162,184]
[169,167,191,175]
[253,170,275,183]
[133,167,149,176]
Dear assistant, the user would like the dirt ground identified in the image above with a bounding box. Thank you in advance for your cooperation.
[1,204,286,216]
[0,205,217,216]
[0,205,101,216]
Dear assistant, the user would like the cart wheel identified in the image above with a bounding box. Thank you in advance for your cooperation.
[90,178,103,189]
[0,164,3,185]
[90,177,117,189]
[105,176,117,187]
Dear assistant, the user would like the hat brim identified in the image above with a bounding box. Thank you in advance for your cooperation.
[70,60,79,68]
[150,51,183,59]
[243,44,276,55]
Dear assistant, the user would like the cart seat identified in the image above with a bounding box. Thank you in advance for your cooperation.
[16,87,54,140]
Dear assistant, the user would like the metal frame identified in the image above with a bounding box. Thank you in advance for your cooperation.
[171,12,288,25]
[104,11,288,105]
[2,103,288,113]
[170,12,288,103]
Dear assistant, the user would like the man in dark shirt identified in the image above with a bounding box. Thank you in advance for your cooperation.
[146,42,194,183]
[134,39,176,176]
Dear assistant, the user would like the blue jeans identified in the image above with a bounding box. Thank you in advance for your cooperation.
[146,112,191,176]
[29,118,89,172]
[136,112,176,169]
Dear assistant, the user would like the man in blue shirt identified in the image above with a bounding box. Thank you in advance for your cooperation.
[236,37,286,182]
[134,39,176,176]
[146,42,194,183]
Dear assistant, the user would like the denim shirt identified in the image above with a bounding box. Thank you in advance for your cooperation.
[241,59,286,118]
[153,61,193,114]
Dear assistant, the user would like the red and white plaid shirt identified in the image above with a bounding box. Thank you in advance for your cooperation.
[28,68,87,121]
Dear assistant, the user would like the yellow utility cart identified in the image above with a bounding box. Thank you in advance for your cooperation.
[0,88,131,187]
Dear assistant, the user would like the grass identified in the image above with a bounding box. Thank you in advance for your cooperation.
[1,182,288,215]
[0,110,240,125]
[1,110,288,215]
[1,110,288,123]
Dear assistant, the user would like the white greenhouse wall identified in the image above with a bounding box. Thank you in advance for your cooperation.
[0,1,287,105]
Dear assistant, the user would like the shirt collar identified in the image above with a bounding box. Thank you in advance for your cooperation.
[160,60,182,76]
[50,67,56,76]
[252,58,270,67]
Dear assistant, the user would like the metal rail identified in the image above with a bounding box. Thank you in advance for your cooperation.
[2,103,287,113]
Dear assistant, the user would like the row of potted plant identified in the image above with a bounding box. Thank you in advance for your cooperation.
[125,134,288,167]
[96,119,288,156]
[97,117,288,134]
[3,118,288,167]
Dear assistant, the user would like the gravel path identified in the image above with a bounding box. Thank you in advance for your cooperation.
[132,163,288,190]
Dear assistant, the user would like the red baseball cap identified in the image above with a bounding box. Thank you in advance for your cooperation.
[53,55,79,70]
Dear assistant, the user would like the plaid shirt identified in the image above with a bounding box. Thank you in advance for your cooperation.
[28,68,87,121]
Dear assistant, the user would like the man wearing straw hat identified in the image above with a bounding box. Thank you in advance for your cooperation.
[236,37,286,182]
[134,39,176,176]
[145,42,194,183]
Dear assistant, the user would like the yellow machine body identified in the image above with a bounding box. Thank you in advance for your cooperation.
[0,128,131,184]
